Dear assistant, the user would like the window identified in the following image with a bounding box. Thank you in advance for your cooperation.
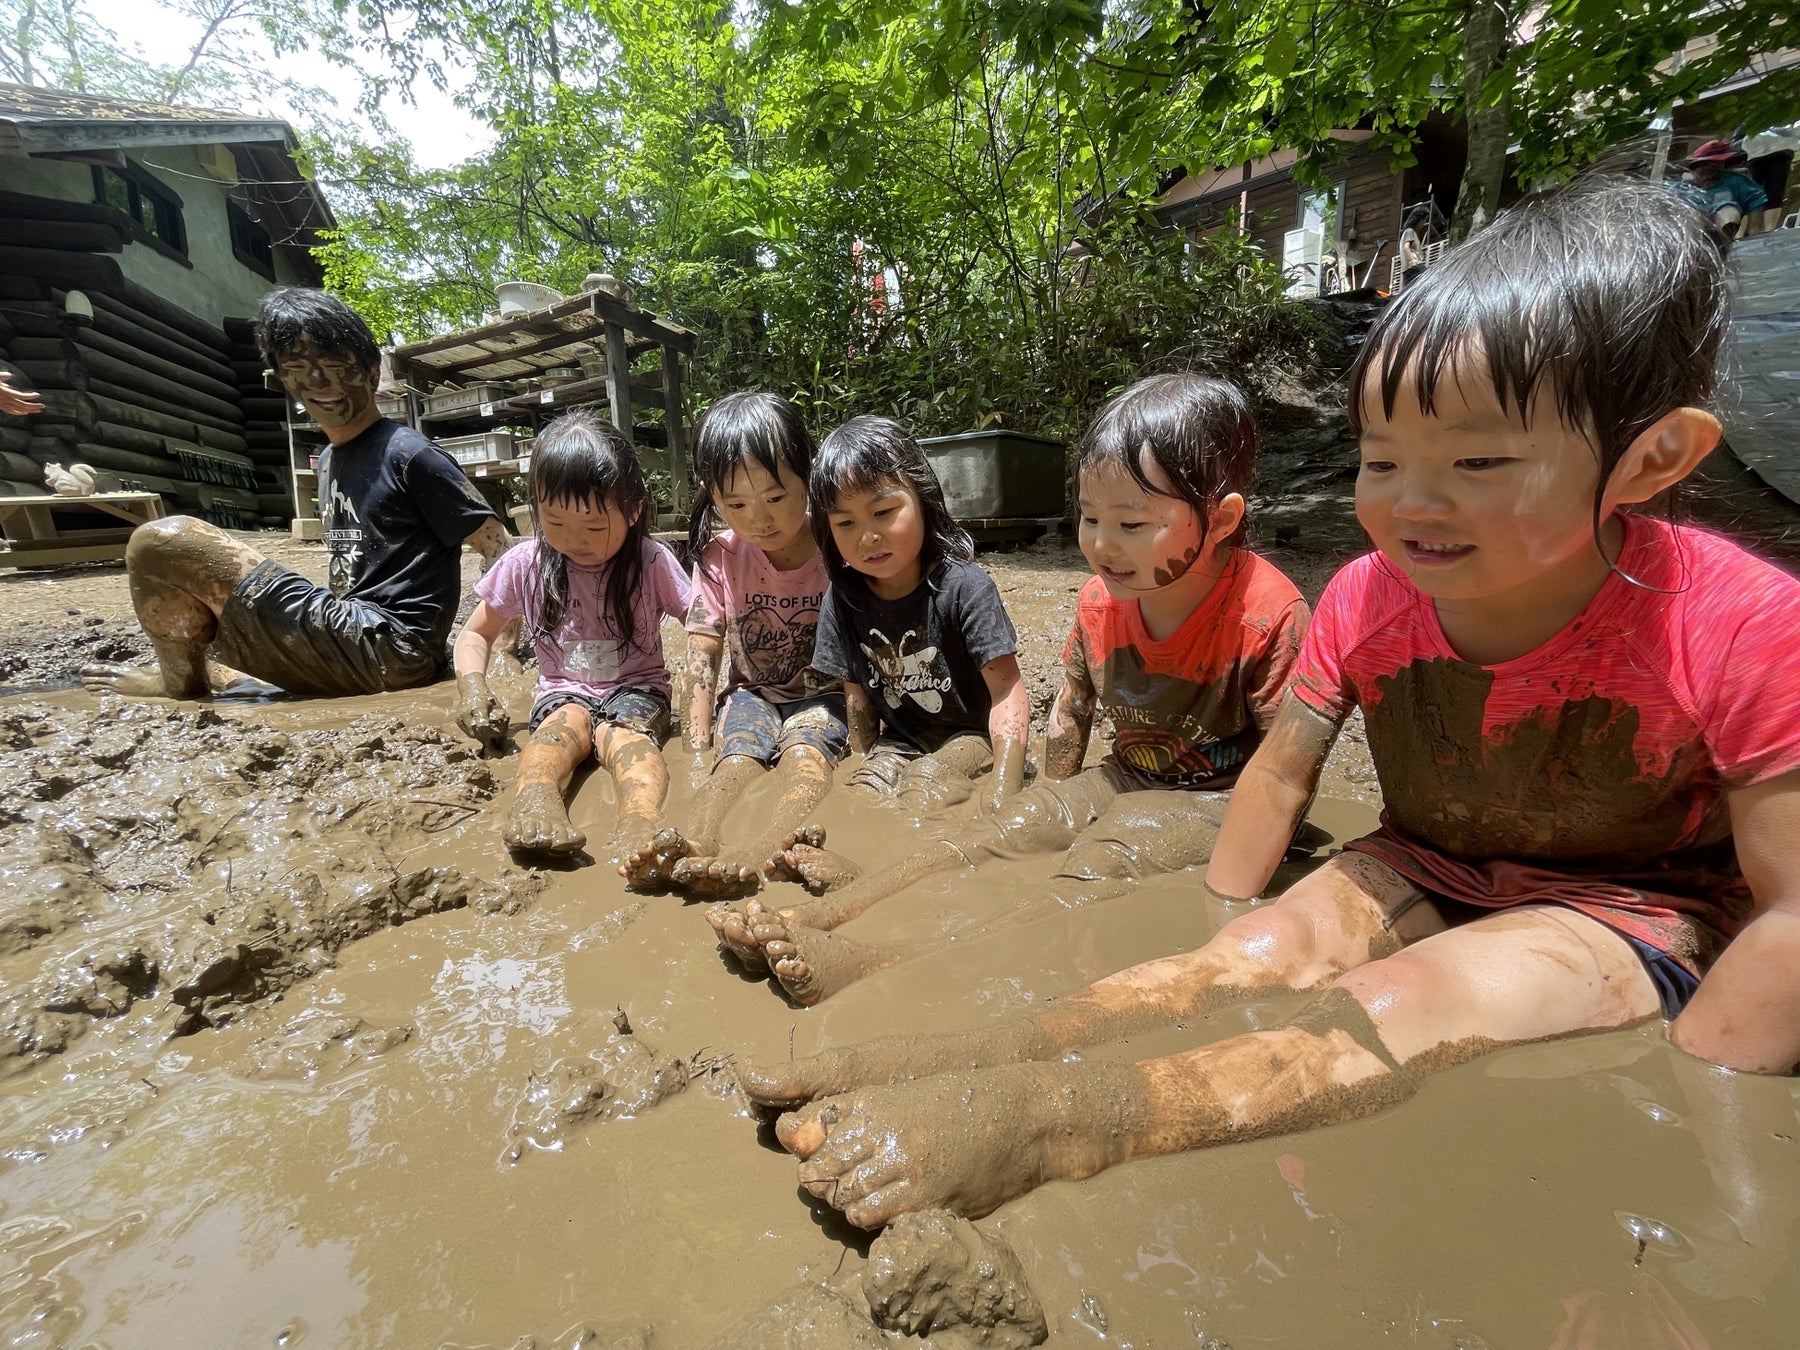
[229,201,276,281]
[1298,181,1347,243]
[91,163,187,258]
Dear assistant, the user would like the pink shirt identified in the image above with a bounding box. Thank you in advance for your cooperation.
[1293,517,1800,973]
[476,536,692,700]
[685,529,831,704]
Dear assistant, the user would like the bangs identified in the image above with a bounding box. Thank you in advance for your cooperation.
[693,391,813,493]
[1347,177,1727,467]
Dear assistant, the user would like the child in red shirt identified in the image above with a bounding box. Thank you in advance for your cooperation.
[740,178,1800,1232]
[712,374,1309,1005]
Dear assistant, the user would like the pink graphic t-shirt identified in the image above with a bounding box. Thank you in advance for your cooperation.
[1292,517,1800,973]
[685,529,831,704]
[476,536,692,700]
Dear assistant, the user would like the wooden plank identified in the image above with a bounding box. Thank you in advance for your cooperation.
[73,327,241,405]
[501,375,665,414]
[0,541,132,568]
[604,322,631,446]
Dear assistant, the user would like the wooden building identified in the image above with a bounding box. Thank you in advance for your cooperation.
[0,82,335,526]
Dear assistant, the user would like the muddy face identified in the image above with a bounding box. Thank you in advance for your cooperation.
[272,334,378,433]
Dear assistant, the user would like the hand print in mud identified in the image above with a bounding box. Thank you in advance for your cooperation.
[860,628,951,713]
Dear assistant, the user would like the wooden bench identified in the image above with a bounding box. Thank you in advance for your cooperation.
[0,491,166,569]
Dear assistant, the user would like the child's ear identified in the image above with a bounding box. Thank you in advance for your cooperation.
[1206,492,1246,546]
[1604,407,1721,508]
[626,500,645,529]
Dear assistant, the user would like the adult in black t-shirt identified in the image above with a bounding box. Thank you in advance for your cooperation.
[81,288,509,700]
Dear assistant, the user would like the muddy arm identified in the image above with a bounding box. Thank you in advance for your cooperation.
[981,654,1030,806]
[451,600,514,751]
[464,518,520,655]
[844,682,879,754]
[1204,693,1340,900]
[1671,768,1800,1073]
[684,631,723,755]
[1043,672,1094,781]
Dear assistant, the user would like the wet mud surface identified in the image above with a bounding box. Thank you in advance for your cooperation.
[1,538,1798,1347]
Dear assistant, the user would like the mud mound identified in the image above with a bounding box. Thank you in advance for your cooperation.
[0,698,541,1074]
[0,616,151,692]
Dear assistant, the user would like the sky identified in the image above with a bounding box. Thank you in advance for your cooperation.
[97,1,496,170]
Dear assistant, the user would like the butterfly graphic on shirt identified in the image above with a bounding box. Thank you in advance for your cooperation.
[860,627,950,713]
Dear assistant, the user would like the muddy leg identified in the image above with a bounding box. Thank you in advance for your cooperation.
[596,725,670,866]
[892,734,991,814]
[79,517,264,699]
[672,746,836,898]
[738,850,1431,1108]
[621,753,762,889]
[777,902,1661,1228]
[753,791,1227,1006]
[505,705,595,855]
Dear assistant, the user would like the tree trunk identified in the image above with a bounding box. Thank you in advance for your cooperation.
[1450,0,1513,244]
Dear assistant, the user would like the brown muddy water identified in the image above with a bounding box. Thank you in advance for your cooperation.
[3,542,1799,1349]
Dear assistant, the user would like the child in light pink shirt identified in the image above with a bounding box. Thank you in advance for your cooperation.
[621,393,846,898]
[454,411,690,861]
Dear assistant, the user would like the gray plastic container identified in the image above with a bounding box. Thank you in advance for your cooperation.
[919,430,1066,519]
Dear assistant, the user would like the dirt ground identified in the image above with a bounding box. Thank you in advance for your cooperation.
[0,530,1796,1348]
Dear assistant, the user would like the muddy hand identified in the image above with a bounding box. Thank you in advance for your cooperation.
[456,673,512,752]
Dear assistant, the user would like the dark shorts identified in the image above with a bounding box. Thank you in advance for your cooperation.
[1620,934,1702,1020]
[212,559,443,697]
[716,690,849,766]
[529,686,673,747]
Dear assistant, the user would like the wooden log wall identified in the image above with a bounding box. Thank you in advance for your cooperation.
[221,315,297,521]
[0,193,293,527]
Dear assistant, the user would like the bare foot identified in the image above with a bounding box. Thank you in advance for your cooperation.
[737,1020,1055,1112]
[670,853,763,897]
[752,914,906,1006]
[706,900,772,971]
[603,812,661,869]
[767,825,864,894]
[79,661,178,698]
[775,1062,1135,1227]
[619,827,694,889]
[504,782,587,855]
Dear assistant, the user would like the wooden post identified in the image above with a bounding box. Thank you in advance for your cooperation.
[604,319,632,446]
[661,344,689,513]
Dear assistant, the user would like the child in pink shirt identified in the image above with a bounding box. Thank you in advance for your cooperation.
[735,179,1800,1233]
[621,393,845,896]
[454,411,690,860]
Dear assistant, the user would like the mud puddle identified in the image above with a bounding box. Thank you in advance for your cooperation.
[2,548,1799,1346]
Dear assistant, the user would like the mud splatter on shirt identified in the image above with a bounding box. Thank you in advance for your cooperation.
[1062,550,1309,791]
[1293,517,1800,973]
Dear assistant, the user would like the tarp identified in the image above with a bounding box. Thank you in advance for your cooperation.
[1724,228,1800,509]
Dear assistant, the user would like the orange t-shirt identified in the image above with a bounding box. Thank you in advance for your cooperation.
[1062,550,1309,790]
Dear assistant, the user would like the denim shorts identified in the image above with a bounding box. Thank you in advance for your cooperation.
[529,686,673,747]
[212,559,444,697]
[716,689,849,766]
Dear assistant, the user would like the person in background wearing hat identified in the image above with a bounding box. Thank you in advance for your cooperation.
[1673,139,1769,240]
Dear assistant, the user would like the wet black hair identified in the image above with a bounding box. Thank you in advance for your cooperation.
[1349,177,1728,545]
[1077,373,1257,547]
[254,286,382,374]
[528,409,652,654]
[687,391,815,555]
[808,415,972,589]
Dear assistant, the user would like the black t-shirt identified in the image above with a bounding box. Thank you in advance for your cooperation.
[812,557,1018,752]
[318,418,495,649]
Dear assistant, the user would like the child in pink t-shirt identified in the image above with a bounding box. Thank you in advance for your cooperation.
[734,180,1800,1233]
[454,410,690,860]
[621,393,846,897]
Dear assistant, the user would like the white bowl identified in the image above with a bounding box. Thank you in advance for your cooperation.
[495,281,564,316]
